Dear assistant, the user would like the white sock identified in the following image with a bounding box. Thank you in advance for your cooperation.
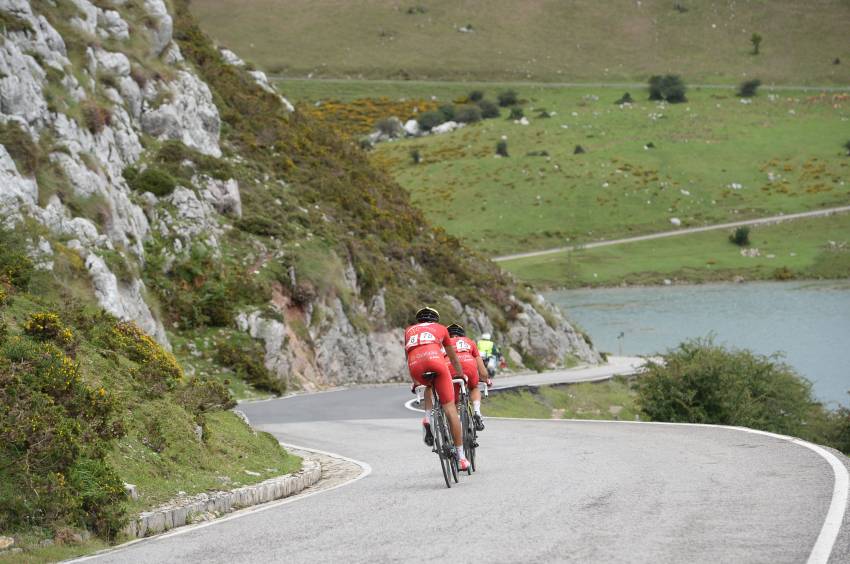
[456,445,465,460]
[473,401,481,416]
[422,416,430,426]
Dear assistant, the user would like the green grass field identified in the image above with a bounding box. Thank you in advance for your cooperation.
[486,378,639,420]
[501,212,850,287]
[192,0,850,84]
[366,85,849,255]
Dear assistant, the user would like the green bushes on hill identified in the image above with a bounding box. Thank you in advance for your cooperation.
[648,74,687,103]
[637,338,848,451]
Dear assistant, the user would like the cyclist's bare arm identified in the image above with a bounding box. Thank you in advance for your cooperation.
[476,356,488,379]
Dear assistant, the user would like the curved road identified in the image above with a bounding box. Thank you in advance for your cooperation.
[81,365,850,563]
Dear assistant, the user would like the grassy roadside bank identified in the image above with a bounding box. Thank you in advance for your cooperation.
[486,378,640,421]
[500,211,850,287]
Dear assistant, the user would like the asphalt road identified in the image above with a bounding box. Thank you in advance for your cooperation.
[81,366,850,563]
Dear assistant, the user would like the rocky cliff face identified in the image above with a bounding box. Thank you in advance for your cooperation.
[0,0,598,393]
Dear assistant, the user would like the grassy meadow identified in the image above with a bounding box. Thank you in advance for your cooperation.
[501,212,850,287]
[192,0,850,84]
[371,85,849,255]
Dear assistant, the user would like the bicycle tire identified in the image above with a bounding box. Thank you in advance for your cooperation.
[466,402,477,473]
[458,400,474,475]
[432,403,452,489]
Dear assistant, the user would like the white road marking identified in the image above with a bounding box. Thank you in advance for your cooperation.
[66,444,371,562]
[485,416,849,564]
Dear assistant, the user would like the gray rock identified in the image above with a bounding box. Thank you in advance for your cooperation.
[403,119,420,136]
[143,0,173,56]
[141,71,221,157]
[0,144,38,227]
[86,253,170,347]
[163,186,221,248]
[200,177,242,218]
[97,9,129,40]
[68,0,97,35]
[431,120,462,135]
[124,483,139,500]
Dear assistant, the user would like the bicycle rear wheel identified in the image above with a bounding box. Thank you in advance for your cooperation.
[432,403,452,488]
[458,400,474,475]
[466,401,477,473]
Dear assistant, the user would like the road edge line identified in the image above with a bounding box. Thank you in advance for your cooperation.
[486,416,849,564]
[65,444,371,562]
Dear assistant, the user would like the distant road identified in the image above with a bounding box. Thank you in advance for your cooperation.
[270,76,850,92]
[494,205,850,263]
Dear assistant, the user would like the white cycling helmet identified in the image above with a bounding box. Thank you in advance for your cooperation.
[480,333,491,340]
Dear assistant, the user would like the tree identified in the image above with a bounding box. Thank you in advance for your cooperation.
[737,79,762,98]
[729,226,750,246]
[495,140,509,157]
[409,148,421,164]
[508,106,524,120]
[844,140,850,156]
[477,99,500,119]
[647,75,687,103]
[468,90,484,102]
[750,33,762,55]
[497,90,519,107]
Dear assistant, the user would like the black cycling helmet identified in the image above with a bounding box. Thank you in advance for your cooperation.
[415,306,440,323]
[447,323,465,337]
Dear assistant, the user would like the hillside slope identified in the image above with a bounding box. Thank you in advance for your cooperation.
[0,0,597,394]
[192,0,850,84]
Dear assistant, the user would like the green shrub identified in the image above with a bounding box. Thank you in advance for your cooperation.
[174,377,236,415]
[0,337,125,536]
[648,74,687,103]
[508,106,524,120]
[23,311,75,349]
[750,32,762,55]
[417,110,445,131]
[0,228,34,290]
[729,226,750,246]
[637,338,816,436]
[410,148,421,164]
[454,104,482,123]
[468,90,484,102]
[615,92,634,105]
[477,99,500,119]
[100,320,183,396]
[215,339,284,394]
[496,140,509,157]
[438,104,455,121]
[738,79,762,97]
[843,140,850,156]
[497,90,518,107]
[124,166,177,197]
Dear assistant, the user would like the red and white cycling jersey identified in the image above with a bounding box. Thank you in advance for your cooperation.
[447,336,480,362]
[405,322,450,356]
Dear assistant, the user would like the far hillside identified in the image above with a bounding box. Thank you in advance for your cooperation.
[192,0,850,84]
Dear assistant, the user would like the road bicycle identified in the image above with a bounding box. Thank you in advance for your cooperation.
[453,377,477,475]
[415,372,459,488]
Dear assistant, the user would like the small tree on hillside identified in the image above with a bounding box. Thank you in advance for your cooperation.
[497,90,519,107]
[417,110,445,131]
[750,33,763,55]
[508,106,524,120]
[844,140,850,156]
[496,140,509,157]
[477,99,500,119]
[410,148,421,164]
[648,75,687,103]
[738,79,762,97]
[468,90,484,102]
[729,226,750,246]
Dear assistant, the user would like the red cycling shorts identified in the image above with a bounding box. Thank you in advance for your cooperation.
[449,357,479,395]
[408,350,454,405]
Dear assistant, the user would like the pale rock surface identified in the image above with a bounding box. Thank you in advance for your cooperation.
[403,119,420,136]
[68,0,97,35]
[161,187,221,249]
[141,71,222,157]
[200,177,242,218]
[431,120,462,135]
[143,0,173,56]
[85,253,169,347]
[97,9,130,40]
[506,301,600,367]
[0,145,38,227]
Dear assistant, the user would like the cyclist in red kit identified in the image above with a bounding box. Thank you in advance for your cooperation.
[446,323,488,431]
[405,307,471,471]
